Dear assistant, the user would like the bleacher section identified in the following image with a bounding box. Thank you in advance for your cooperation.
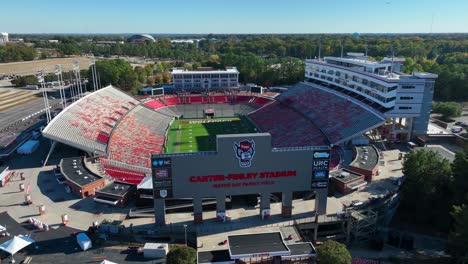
[43,84,380,186]
[250,96,273,106]
[144,98,166,110]
[248,102,328,147]
[42,86,139,154]
[277,83,385,144]
[99,158,149,184]
[143,94,271,118]
[107,105,173,168]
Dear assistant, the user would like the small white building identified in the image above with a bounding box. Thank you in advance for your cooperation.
[143,243,168,259]
[0,33,8,45]
[172,67,239,90]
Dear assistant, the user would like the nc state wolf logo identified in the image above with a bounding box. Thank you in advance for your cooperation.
[234,140,255,168]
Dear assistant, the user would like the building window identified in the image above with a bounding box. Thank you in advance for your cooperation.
[398,106,412,110]
[400,96,414,100]
[401,85,415,89]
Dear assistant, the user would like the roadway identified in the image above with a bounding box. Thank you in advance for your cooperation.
[0,85,84,131]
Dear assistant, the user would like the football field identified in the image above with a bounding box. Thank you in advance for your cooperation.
[165,117,257,153]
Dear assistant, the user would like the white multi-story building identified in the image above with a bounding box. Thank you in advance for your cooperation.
[304,53,438,140]
[172,67,239,91]
[0,33,8,45]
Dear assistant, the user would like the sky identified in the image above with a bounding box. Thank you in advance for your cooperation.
[1,0,467,34]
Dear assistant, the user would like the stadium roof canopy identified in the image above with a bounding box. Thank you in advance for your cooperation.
[127,34,156,43]
[42,85,139,155]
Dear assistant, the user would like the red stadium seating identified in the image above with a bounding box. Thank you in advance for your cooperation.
[161,97,181,106]
[189,96,203,104]
[100,160,146,184]
[248,102,328,147]
[278,83,384,144]
[96,132,110,144]
[330,146,344,170]
[211,95,229,104]
[107,105,171,168]
[235,95,251,103]
[144,99,166,110]
[250,97,273,106]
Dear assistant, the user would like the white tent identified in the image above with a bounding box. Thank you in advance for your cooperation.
[0,235,35,263]
[76,233,92,251]
[100,260,118,264]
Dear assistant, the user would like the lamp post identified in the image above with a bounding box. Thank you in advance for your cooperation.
[183,224,188,246]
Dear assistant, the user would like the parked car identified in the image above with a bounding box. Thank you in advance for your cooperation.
[351,200,364,207]
[451,126,463,133]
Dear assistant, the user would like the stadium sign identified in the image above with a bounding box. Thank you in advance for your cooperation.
[312,160,329,170]
[312,150,330,170]
[153,133,330,197]
[313,170,329,179]
[234,140,255,168]
[311,180,328,189]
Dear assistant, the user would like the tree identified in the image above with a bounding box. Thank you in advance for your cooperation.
[401,150,453,230]
[87,59,137,91]
[449,205,468,263]
[316,240,352,264]
[166,246,196,264]
[432,101,462,120]
[452,148,468,205]
[11,75,38,87]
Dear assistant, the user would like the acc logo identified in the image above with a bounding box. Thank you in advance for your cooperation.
[159,189,167,198]
[234,140,255,168]
[313,170,328,179]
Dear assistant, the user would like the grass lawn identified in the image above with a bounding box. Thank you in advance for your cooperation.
[165,117,257,153]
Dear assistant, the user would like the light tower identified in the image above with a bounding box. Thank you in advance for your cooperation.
[37,70,52,123]
[55,65,67,108]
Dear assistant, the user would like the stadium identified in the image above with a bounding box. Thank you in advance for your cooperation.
[41,54,437,225]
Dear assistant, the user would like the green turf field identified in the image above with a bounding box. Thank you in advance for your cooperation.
[165,117,257,153]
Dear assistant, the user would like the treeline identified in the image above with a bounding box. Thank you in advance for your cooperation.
[401,149,468,262]
[0,44,37,62]
[3,34,468,100]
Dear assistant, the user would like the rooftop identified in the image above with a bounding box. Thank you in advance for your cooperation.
[330,169,364,184]
[198,250,233,264]
[96,182,134,196]
[414,145,455,163]
[287,242,317,257]
[307,55,437,81]
[228,232,289,258]
[325,56,394,68]
[60,157,103,187]
[350,145,379,171]
[172,67,239,74]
